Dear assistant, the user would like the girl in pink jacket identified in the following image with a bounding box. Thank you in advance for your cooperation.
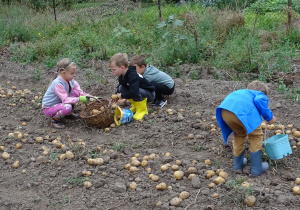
[42,58,96,129]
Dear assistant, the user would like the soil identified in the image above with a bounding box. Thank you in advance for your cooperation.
[0,47,300,210]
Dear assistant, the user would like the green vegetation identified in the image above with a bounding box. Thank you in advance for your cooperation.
[65,176,90,186]
[0,0,299,84]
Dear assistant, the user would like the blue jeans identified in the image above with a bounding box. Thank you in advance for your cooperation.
[118,85,155,102]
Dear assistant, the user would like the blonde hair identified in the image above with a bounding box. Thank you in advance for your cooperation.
[109,53,128,68]
[48,58,76,87]
[56,58,76,73]
[247,80,268,95]
[129,55,147,67]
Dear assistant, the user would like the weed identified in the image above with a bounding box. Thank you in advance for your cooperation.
[68,142,86,160]
[194,143,203,152]
[112,142,127,151]
[148,119,156,125]
[34,68,42,81]
[224,177,254,208]
[65,176,89,187]
[89,150,102,159]
[277,80,289,92]
[32,197,42,203]
[49,151,58,160]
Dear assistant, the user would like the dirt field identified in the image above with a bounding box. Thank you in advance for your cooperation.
[0,48,300,210]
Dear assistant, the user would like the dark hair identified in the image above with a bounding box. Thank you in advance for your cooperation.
[129,55,147,67]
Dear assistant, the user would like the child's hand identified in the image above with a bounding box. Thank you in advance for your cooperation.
[79,96,90,103]
[268,116,277,125]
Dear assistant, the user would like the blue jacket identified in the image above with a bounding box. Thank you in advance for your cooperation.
[216,89,273,144]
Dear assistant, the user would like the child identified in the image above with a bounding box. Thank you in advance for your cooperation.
[42,58,98,129]
[129,55,175,108]
[216,80,277,177]
[109,53,155,120]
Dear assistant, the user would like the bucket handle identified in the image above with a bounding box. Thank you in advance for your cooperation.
[263,122,285,146]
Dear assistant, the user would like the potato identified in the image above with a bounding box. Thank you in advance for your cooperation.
[293,186,300,195]
[156,201,162,207]
[188,174,196,181]
[294,131,300,138]
[295,178,300,185]
[174,171,184,180]
[187,134,194,139]
[124,163,131,170]
[105,128,110,133]
[205,159,212,165]
[267,124,275,130]
[16,143,22,149]
[242,181,250,188]
[35,137,43,143]
[187,167,197,174]
[111,103,118,109]
[143,155,150,161]
[170,197,182,207]
[17,133,23,139]
[219,171,229,179]
[179,191,189,200]
[171,165,179,171]
[213,176,225,185]
[165,152,171,156]
[156,182,167,190]
[129,166,139,173]
[261,122,267,129]
[65,151,74,159]
[0,145,5,151]
[209,183,215,188]
[131,159,141,167]
[141,160,148,167]
[287,124,293,128]
[111,94,118,100]
[161,164,169,171]
[12,161,20,168]
[206,170,215,178]
[244,195,256,207]
[1,152,10,160]
[176,160,182,165]
[83,181,92,189]
[93,158,104,165]
[129,182,137,190]
[135,177,142,182]
[275,129,283,134]
[213,193,219,198]
[151,175,159,182]
[286,130,292,134]
[211,116,216,121]
[87,158,94,165]
[60,154,66,160]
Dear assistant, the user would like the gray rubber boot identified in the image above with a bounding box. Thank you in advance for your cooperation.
[250,150,269,177]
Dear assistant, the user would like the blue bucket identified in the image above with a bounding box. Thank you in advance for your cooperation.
[263,134,292,160]
[114,106,133,126]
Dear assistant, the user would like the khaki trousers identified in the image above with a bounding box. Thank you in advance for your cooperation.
[221,109,263,156]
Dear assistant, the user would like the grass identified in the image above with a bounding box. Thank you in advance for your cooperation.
[0,1,299,85]
[224,177,254,208]
[65,176,90,187]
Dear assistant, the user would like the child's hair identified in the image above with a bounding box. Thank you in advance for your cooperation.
[109,53,128,68]
[48,58,76,87]
[247,80,268,95]
[129,55,147,67]
[56,58,76,73]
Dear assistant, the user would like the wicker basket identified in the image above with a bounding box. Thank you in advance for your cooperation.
[80,99,114,128]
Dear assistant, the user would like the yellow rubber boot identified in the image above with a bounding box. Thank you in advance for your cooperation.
[133,98,148,120]
[128,99,136,113]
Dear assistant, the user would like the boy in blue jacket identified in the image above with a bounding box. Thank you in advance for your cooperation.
[216,81,277,177]
[129,55,175,108]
